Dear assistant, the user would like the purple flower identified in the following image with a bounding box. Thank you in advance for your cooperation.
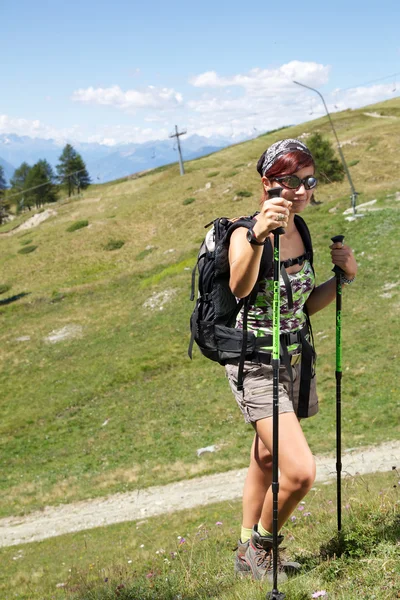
[304,512,311,517]
[179,538,186,545]
[312,591,327,598]
[215,521,223,526]
[298,505,304,511]
[290,516,296,522]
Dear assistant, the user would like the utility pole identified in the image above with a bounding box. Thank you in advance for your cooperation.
[293,80,361,218]
[169,125,187,175]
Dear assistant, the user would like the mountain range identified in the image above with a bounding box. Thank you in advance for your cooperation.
[0,133,240,184]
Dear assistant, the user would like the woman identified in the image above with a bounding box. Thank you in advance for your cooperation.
[225,138,357,581]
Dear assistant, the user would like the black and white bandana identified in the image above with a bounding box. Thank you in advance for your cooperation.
[257,138,312,177]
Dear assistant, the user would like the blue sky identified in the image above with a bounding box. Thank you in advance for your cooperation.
[1,0,399,145]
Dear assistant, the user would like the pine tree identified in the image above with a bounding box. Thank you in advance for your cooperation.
[10,162,31,191]
[307,133,345,184]
[56,144,91,197]
[0,165,9,224]
[9,162,32,212]
[0,165,6,195]
[24,160,57,209]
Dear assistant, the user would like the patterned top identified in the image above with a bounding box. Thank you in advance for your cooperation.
[236,259,315,350]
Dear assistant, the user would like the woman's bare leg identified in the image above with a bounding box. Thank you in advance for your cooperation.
[255,412,316,532]
[242,433,273,530]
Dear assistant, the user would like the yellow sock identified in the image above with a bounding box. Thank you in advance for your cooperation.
[258,520,273,537]
[240,526,253,543]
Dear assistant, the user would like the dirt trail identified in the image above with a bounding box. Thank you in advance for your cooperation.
[1,440,398,548]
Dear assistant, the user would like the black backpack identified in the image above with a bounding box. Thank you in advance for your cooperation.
[188,213,313,365]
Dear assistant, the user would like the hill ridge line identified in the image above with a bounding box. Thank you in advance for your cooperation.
[1,440,399,548]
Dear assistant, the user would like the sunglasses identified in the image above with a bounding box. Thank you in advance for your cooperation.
[273,175,318,190]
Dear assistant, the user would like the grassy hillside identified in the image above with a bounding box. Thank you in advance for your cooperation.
[0,98,399,518]
[1,470,399,599]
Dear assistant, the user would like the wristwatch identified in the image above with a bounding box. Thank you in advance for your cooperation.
[246,228,267,246]
[342,274,356,285]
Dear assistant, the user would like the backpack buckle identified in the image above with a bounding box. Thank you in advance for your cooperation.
[290,352,301,366]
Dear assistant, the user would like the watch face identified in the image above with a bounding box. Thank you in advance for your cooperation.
[246,228,262,245]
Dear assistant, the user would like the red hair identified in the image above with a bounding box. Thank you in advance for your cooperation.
[260,150,314,202]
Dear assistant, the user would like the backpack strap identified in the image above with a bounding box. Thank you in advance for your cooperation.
[294,214,313,270]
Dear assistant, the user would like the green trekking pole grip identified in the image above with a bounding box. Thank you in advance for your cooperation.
[331,234,344,532]
[331,235,345,277]
[268,187,285,236]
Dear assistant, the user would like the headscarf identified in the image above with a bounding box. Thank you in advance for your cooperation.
[256,138,313,177]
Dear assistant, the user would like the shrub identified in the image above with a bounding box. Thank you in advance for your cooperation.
[307,133,345,183]
[0,284,11,295]
[50,291,65,303]
[135,247,154,261]
[20,239,33,246]
[236,190,253,198]
[103,239,125,251]
[18,245,37,254]
[183,197,195,206]
[208,171,219,177]
[66,219,89,232]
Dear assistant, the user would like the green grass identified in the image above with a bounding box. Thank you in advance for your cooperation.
[103,239,125,251]
[0,97,399,519]
[66,219,89,232]
[17,245,37,254]
[1,470,398,599]
[0,283,11,295]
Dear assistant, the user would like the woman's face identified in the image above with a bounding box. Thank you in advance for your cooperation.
[263,165,316,213]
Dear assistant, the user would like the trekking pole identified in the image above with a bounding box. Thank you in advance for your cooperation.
[267,187,285,600]
[331,234,345,533]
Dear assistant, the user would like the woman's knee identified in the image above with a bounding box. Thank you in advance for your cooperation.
[284,459,316,492]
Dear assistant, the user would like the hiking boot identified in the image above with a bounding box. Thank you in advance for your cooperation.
[244,525,300,582]
[234,539,251,577]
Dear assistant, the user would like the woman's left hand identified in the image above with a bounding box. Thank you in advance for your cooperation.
[329,241,357,279]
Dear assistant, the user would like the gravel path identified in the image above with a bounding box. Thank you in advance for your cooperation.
[1,440,398,548]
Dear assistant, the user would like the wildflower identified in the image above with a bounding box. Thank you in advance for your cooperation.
[140,544,145,548]
[304,512,311,517]
[298,505,304,511]
[290,516,296,522]
[215,521,223,526]
[179,538,186,545]
[146,572,154,579]
[127,560,132,564]
[312,591,327,598]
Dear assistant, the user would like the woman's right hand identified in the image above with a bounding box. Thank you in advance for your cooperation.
[253,196,293,241]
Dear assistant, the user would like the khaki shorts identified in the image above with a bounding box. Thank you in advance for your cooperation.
[225,360,318,424]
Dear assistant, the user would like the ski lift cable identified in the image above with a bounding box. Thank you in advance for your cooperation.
[6,167,88,200]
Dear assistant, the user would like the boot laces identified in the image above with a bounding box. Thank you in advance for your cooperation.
[254,542,272,569]
[255,542,283,571]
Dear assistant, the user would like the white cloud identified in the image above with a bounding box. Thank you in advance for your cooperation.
[86,126,170,145]
[332,83,398,109]
[190,61,330,94]
[0,114,79,143]
[71,85,183,112]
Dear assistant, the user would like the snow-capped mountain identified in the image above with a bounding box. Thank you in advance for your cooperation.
[0,133,239,184]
